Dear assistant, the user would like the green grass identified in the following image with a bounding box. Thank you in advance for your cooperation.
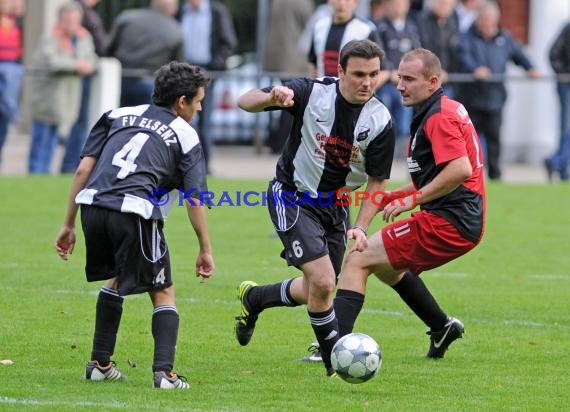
[0,176,569,411]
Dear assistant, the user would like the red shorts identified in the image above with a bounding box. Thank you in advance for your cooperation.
[381,210,478,276]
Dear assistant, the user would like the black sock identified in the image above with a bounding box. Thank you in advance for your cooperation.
[334,289,365,337]
[308,306,339,370]
[152,305,179,373]
[91,287,123,366]
[247,278,300,312]
[392,271,447,330]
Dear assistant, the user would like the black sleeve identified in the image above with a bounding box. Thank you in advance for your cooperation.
[261,78,314,117]
[549,23,570,74]
[81,111,113,158]
[364,122,395,179]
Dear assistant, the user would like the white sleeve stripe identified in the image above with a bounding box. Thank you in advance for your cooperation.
[108,105,150,119]
[169,117,200,154]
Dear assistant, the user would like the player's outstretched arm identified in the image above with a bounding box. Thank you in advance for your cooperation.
[383,156,472,222]
[237,86,294,113]
[184,199,215,281]
[55,156,97,260]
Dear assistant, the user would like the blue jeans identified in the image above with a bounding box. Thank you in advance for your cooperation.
[556,82,570,136]
[61,76,91,173]
[545,82,570,180]
[546,131,570,180]
[29,121,59,174]
[0,62,24,162]
[376,83,412,140]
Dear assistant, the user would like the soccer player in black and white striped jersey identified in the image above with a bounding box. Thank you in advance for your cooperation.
[234,39,394,377]
[55,61,214,389]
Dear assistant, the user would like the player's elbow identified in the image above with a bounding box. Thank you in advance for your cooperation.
[456,156,473,181]
[446,156,472,183]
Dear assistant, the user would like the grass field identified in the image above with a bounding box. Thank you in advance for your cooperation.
[0,176,569,411]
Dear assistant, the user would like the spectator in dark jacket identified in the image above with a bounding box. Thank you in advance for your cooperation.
[545,21,570,181]
[455,1,540,180]
[375,0,421,147]
[177,0,237,174]
[414,0,460,96]
[106,0,184,107]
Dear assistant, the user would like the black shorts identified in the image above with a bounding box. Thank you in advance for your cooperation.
[80,205,172,296]
[267,179,348,275]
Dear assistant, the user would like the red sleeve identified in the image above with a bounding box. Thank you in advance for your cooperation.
[424,112,467,166]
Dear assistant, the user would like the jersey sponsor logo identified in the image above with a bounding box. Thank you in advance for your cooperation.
[315,132,354,167]
[407,156,420,173]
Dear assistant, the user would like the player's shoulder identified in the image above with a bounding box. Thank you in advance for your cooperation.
[169,117,200,154]
[440,96,470,122]
[108,104,150,120]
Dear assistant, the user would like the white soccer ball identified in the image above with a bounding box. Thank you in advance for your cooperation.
[330,332,381,384]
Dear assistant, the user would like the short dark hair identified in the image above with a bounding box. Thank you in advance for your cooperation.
[401,48,442,79]
[339,39,385,71]
[152,61,210,107]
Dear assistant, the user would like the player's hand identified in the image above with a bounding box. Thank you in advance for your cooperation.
[55,226,76,260]
[195,251,215,282]
[382,195,415,222]
[347,228,368,253]
[269,86,294,108]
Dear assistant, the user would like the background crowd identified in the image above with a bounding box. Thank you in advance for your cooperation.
[0,0,568,181]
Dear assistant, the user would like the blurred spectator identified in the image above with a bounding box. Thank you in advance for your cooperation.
[455,0,484,33]
[177,0,237,174]
[545,21,570,181]
[60,0,108,173]
[355,0,371,19]
[455,1,540,181]
[375,0,420,149]
[308,0,383,78]
[414,0,460,96]
[106,0,183,107]
[0,0,24,168]
[298,1,332,58]
[28,1,97,174]
[263,0,314,154]
[369,0,387,24]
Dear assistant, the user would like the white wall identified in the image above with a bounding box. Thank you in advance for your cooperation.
[502,0,570,164]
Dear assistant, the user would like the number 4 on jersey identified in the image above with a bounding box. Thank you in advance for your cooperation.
[112,132,150,179]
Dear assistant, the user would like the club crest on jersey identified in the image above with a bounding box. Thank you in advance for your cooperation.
[356,126,370,142]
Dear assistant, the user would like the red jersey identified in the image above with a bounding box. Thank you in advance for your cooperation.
[407,88,486,243]
[0,15,22,62]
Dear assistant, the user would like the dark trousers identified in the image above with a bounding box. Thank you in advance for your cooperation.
[468,109,503,180]
[120,76,154,107]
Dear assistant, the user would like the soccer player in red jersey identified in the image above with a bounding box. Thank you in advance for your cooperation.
[335,48,486,358]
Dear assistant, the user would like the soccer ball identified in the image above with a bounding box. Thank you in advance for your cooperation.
[330,333,381,384]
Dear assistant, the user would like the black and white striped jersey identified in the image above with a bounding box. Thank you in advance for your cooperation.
[270,77,395,198]
[76,104,207,220]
